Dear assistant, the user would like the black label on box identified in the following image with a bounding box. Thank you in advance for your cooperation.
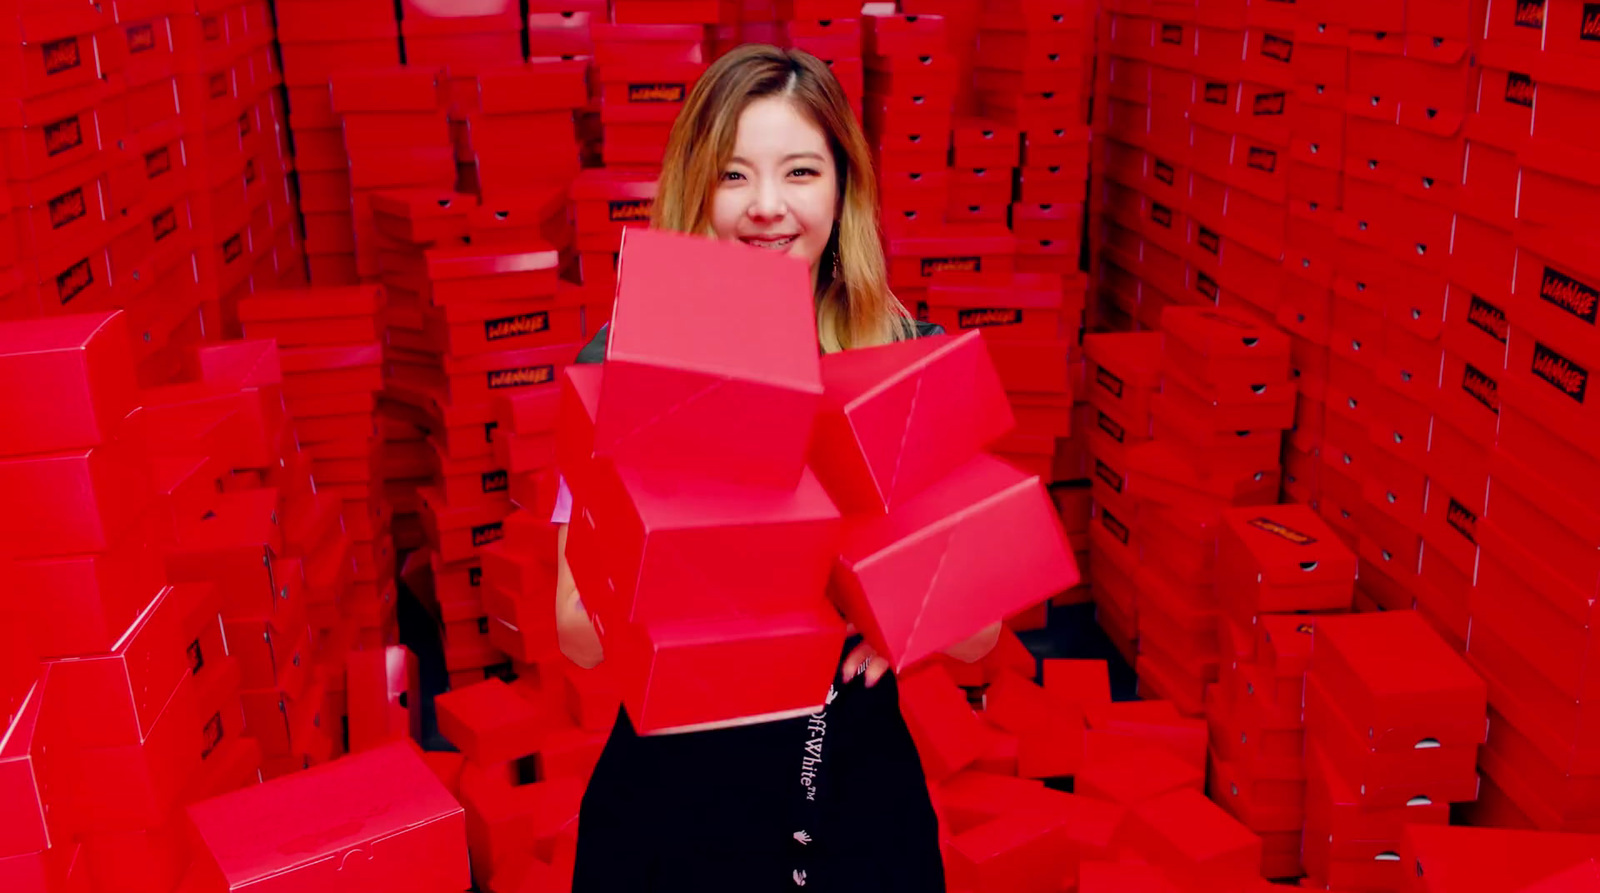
[958,307,1022,328]
[628,82,687,103]
[223,233,243,263]
[1505,71,1536,108]
[1095,366,1125,398]
[188,639,205,674]
[1466,295,1509,343]
[1197,227,1221,255]
[42,37,82,75]
[209,72,229,99]
[1461,362,1501,414]
[487,364,555,390]
[921,256,981,276]
[1583,3,1600,40]
[48,187,87,230]
[201,712,223,760]
[1261,34,1294,63]
[484,420,498,444]
[1248,516,1317,545]
[1097,410,1126,443]
[1101,508,1130,545]
[203,15,223,40]
[1246,146,1278,173]
[44,115,84,157]
[1516,0,1545,28]
[57,258,93,304]
[471,521,505,547]
[1252,91,1287,115]
[485,310,550,341]
[152,206,178,242]
[469,566,483,587]
[127,23,156,54]
[1446,498,1478,544]
[481,470,509,493]
[1532,341,1589,403]
[1160,23,1184,44]
[1196,271,1220,301]
[1095,459,1124,494]
[608,198,652,222]
[1540,266,1600,324]
[145,146,172,178]
[1154,160,1175,185]
[1204,82,1230,104]
[1150,203,1172,228]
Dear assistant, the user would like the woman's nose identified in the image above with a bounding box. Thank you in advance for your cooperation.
[747,179,787,219]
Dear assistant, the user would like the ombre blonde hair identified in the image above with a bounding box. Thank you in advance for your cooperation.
[652,44,911,353]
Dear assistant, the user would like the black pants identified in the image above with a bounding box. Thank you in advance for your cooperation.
[572,660,945,892]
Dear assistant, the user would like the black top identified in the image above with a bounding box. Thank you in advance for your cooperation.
[570,317,947,893]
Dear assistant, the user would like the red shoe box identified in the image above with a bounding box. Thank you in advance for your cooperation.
[1216,504,1355,618]
[591,23,708,68]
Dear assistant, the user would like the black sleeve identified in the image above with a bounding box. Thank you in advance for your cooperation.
[575,325,608,364]
[912,320,946,338]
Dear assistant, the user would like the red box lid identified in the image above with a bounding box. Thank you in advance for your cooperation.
[570,168,658,201]
[885,222,1016,257]
[239,285,385,322]
[1309,610,1488,741]
[329,66,447,113]
[926,271,1065,310]
[423,242,559,282]
[1083,331,1163,392]
[477,59,589,113]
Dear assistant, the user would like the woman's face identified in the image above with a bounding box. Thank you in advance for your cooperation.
[710,96,840,274]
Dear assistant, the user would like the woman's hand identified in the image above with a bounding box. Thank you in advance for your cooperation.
[840,622,1005,687]
[841,640,892,688]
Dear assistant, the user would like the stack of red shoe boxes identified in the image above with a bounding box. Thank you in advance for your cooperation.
[1080,330,1161,665]
[903,0,982,117]
[2,7,137,324]
[1273,6,1346,524]
[385,239,576,691]
[1207,504,1356,879]
[233,290,388,623]
[435,673,602,889]
[0,311,225,893]
[569,167,657,294]
[1301,611,1486,891]
[865,12,956,228]
[458,61,588,198]
[785,13,864,120]
[1460,3,1600,835]
[977,0,1091,288]
[399,0,523,115]
[592,24,708,170]
[96,1,207,379]
[329,67,455,285]
[273,0,399,286]
[1115,305,1289,715]
[367,186,471,549]
[1331,5,1481,618]
[176,0,294,337]
[525,0,606,168]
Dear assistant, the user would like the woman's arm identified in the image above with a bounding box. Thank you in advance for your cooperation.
[555,524,605,668]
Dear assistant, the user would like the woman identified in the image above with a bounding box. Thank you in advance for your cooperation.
[552,45,1001,891]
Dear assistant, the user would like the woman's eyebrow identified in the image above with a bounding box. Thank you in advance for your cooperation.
[729,152,828,165]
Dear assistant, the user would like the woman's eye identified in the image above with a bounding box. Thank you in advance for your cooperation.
[788,167,819,178]
[721,170,745,182]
